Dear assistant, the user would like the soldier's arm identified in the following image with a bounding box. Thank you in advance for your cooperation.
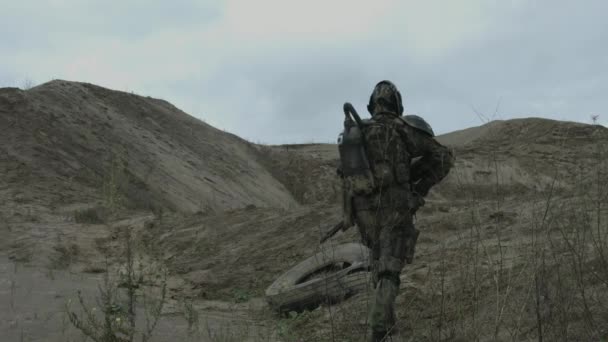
[404,126,454,197]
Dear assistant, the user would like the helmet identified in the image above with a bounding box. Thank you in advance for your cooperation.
[367,80,404,116]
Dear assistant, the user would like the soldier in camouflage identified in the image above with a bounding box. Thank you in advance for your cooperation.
[341,81,453,341]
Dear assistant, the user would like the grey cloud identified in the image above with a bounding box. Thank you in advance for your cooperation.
[2,2,220,41]
[2,1,607,144]
[434,1,608,125]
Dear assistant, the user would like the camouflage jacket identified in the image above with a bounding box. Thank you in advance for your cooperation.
[340,112,453,222]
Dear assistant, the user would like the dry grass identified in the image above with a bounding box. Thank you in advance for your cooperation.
[74,207,106,224]
[277,123,608,342]
[65,229,168,342]
[5,81,608,341]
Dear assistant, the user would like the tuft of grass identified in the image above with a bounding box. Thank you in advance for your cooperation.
[232,288,254,303]
[51,243,80,269]
[276,310,316,340]
[21,78,35,90]
[74,207,106,224]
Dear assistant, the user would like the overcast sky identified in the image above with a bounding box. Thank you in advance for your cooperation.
[1,0,607,143]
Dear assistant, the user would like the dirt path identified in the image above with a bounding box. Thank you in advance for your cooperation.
[0,252,275,342]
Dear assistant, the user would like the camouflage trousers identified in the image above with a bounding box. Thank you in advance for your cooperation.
[354,202,418,341]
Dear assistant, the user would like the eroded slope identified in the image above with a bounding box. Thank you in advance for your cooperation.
[0,80,298,214]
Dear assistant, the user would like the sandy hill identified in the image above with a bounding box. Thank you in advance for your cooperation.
[0,80,298,213]
[435,117,607,201]
[1,81,607,341]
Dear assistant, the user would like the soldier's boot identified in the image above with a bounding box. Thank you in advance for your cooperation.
[368,275,400,342]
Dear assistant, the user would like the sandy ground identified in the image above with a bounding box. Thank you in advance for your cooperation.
[1,80,608,341]
[0,251,278,342]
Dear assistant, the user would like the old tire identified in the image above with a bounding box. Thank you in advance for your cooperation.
[265,242,371,313]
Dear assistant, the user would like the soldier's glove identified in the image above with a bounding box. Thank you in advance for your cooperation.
[409,193,425,214]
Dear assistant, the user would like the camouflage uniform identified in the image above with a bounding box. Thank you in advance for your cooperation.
[342,81,453,341]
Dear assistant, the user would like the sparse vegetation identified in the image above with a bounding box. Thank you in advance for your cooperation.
[21,78,35,90]
[74,207,106,224]
[3,82,608,340]
[65,148,168,341]
[270,115,608,342]
[232,288,254,303]
[103,154,127,214]
[51,242,80,269]
[66,230,168,342]
[182,299,200,338]
[276,310,320,341]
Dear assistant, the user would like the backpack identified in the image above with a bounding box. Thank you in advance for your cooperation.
[338,104,410,197]
[363,113,411,189]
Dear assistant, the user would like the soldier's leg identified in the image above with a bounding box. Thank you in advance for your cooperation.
[355,210,381,287]
[368,212,413,338]
[369,273,400,338]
